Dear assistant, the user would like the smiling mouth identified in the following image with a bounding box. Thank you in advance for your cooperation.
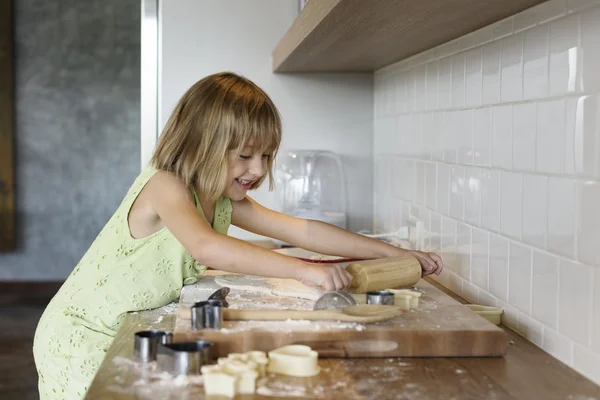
[235,179,253,188]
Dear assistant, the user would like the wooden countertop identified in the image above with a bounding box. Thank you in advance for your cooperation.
[85,278,600,399]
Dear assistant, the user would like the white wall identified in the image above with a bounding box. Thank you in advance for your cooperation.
[374,0,600,384]
[159,0,374,240]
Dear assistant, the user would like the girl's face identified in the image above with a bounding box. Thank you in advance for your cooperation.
[224,144,270,201]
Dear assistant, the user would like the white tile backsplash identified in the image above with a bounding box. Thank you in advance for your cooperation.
[578,181,600,266]
[489,234,509,301]
[522,174,547,248]
[471,228,490,288]
[473,107,491,166]
[451,54,466,108]
[581,8,600,92]
[593,268,600,354]
[512,103,537,171]
[464,167,482,226]
[509,242,532,313]
[532,250,559,327]
[482,41,502,104]
[449,165,465,220]
[542,326,574,365]
[500,34,524,102]
[536,99,565,174]
[549,13,580,96]
[374,0,600,384]
[465,48,483,107]
[547,177,576,258]
[523,25,549,100]
[481,169,501,231]
[500,172,523,240]
[559,260,592,346]
[492,105,514,169]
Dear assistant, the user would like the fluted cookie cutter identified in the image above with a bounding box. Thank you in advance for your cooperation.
[134,330,173,362]
[157,340,214,375]
[366,291,395,305]
[191,299,224,330]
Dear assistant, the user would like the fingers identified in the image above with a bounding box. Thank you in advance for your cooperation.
[323,277,336,291]
[413,251,444,276]
[415,252,437,276]
[337,264,353,289]
[324,265,352,291]
[429,253,444,275]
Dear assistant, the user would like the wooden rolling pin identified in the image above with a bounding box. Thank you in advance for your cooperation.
[347,255,421,294]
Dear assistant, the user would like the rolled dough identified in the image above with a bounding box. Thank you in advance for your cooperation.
[214,275,323,301]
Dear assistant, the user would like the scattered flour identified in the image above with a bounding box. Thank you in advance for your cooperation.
[108,356,205,398]
[158,301,179,314]
[257,375,351,398]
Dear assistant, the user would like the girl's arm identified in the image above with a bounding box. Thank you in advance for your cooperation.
[147,171,352,290]
[232,196,443,276]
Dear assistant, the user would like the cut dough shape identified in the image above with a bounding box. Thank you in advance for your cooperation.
[222,351,268,377]
[267,345,320,377]
[201,364,238,398]
[386,289,422,310]
[215,274,323,301]
[201,351,266,397]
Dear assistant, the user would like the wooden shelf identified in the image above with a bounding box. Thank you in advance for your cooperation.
[273,0,547,73]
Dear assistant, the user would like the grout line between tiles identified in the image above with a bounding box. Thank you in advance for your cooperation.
[375,154,600,183]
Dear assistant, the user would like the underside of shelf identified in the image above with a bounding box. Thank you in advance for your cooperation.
[273,0,547,72]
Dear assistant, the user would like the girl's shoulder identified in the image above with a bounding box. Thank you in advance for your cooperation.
[143,167,195,203]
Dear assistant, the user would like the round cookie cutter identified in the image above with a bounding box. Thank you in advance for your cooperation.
[366,291,395,305]
[133,330,173,362]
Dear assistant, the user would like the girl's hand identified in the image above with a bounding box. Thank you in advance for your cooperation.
[296,263,353,291]
[406,250,444,276]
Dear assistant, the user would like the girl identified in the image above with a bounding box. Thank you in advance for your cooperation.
[33,71,443,399]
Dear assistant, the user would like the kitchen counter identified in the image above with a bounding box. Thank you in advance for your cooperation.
[85,277,600,399]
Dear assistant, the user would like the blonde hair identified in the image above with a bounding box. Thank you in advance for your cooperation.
[151,72,282,201]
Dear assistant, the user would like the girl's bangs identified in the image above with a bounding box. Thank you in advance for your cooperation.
[230,104,281,155]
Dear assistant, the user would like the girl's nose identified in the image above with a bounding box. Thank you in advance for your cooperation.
[249,156,265,177]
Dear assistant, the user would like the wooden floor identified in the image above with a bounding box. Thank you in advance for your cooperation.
[0,282,62,400]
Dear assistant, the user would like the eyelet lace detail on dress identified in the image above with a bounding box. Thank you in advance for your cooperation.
[34,165,233,399]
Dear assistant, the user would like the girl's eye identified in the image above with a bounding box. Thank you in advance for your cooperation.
[239,155,251,160]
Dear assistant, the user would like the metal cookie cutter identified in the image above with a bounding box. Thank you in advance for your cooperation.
[208,286,230,308]
[191,299,224,330]
[313,291,357,310]
[134,330,173,362]
[157,340,214,375]
[366,291,395,305]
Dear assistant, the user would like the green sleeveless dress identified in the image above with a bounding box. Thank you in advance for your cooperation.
[33,165,232,399]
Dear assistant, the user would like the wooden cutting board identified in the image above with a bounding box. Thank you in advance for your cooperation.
[173,276,508,359]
